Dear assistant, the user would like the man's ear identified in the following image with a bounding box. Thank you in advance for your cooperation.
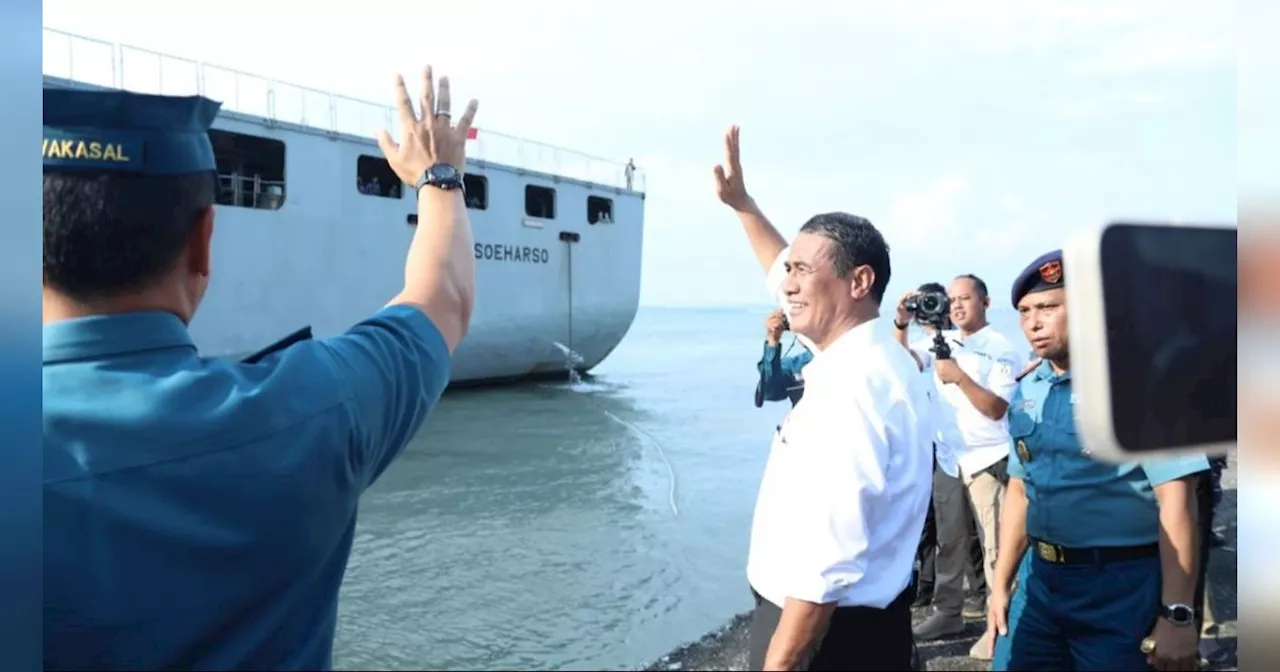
[849,265,875,300]
[187,205,215,277]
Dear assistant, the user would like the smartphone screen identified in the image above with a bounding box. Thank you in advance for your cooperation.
[1099,223,1236,453]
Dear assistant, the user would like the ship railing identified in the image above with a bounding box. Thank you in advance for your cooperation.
[42,27,647,193]
[218,173,285,210]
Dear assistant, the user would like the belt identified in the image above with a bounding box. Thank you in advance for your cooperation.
[1030,538,1159,565]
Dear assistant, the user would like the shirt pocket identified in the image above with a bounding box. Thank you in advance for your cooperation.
[1008,409,1036,439]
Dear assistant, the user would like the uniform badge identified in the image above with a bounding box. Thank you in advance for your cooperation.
[1016,439,1032,463]
[1039,260,1063,284]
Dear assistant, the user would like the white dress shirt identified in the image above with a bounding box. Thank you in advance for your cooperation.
[907,337,967,477]
[911,326,1022,478]
[747,249,935,609]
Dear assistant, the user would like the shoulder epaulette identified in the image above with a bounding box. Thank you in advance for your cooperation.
[241,326,313,364]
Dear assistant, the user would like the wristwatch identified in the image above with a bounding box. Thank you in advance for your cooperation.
[1159,603,1196,627]
[414,163,463,192]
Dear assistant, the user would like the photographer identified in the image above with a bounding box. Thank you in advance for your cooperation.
[756,309,813,407]
[894,275,1023,661]
[897,283,990,618]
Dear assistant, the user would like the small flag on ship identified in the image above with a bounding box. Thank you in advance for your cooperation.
[466,127,478,140]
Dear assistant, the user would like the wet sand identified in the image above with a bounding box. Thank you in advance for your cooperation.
[643,456,1239,671]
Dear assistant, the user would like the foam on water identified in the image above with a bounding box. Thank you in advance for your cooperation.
[550,340,586,385]
[551,340,679,517]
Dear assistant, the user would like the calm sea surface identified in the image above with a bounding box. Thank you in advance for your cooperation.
[332,306,1028,671]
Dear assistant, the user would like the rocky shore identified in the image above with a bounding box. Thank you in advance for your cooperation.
[643,457,1239,671]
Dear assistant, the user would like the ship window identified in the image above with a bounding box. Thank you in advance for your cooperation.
[525,185,556,219]
[464,174,488,210]
[587,195,614,224]
[356,155,402,199]
[209,129,286,210]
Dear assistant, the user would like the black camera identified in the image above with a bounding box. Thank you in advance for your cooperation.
[905,291,953,360]
[905,291,950,326]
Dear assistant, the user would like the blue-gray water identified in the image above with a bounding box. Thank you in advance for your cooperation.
[333,306,1028,671]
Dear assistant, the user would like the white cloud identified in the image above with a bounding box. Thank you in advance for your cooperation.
[886,177,971,247]
[40,0,1235,307]
[1042,90,1172,119]
[1063,32,1233,77]
[1043,99,1110,119]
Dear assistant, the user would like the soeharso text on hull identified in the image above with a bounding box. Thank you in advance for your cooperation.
[475,243,551,264]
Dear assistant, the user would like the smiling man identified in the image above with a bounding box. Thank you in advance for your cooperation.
[714,125,934,671]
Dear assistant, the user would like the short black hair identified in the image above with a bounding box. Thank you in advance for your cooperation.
[917,281,946,294]
[43,171,216,301]
[955,273,989,299]
[798,212,891,304]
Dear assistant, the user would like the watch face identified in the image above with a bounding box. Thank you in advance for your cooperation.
[430,163,459,181]
[1166,605,1195,624]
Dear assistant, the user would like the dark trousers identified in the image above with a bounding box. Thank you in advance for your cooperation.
[748,587,915,671]
[1000,553,1161,670]
[929,463,994,615]
[1194,468,1217,630]
[915,462,985,600]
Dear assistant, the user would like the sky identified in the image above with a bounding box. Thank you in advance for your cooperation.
[42,0,1237,308]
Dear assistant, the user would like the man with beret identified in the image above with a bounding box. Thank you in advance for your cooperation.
[982,250,1207,671]
[43,68,478,670]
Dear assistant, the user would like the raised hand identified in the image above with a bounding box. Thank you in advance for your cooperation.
[894,291,917,327]
[765,309,787,345]
[713,124,752,211]
[377,67,479,184]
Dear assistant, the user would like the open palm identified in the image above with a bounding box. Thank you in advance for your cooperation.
[713,124,752,211]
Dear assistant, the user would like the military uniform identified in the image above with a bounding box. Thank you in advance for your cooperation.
[755,341,812,406]
[42,89,452,670]
[990,251,1208,671]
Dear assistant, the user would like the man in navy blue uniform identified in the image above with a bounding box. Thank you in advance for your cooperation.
[43,68,479,670]
[985,250,1205,671]
[756,308,814,406]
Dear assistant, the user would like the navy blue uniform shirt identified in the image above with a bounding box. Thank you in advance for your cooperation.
[1006,360,1207,547]
[757,342,813,405]
[44,305,450,670]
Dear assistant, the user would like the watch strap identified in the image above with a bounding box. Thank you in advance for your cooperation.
[1160,603,1196,626]
[416,163,463,192]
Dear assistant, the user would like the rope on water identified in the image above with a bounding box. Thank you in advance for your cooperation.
[603,409,680,518]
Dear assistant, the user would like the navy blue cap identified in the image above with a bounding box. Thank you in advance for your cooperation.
[42,87,222,175]
[1010,249,1065,308]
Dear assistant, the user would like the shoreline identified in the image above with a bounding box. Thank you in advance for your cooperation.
[643,458,1239,671]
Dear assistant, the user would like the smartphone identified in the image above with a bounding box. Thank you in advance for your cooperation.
[1064,221,1237,463]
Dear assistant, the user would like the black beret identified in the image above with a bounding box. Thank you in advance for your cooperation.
[1010,249,1064,308]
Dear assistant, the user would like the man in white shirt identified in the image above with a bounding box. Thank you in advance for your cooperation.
[899,283,990,616]
[893,274,1023,659]
[714,124,934,671]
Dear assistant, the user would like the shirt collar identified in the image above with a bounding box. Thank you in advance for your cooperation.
[954,324,991,344]
[806,317,882,368]
[43,311,195,364]
[1031,358,1072,384]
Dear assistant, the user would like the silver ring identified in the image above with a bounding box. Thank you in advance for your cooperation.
[435,111,451,119]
